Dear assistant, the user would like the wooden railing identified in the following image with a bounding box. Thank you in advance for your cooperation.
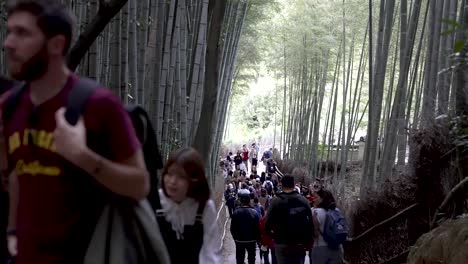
[344,203,420,264]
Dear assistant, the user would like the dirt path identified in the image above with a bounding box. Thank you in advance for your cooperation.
[222,227,311,264]
[221,218,238,264]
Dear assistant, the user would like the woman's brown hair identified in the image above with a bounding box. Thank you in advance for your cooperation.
[161,147,210,203]
[316,189,336,210]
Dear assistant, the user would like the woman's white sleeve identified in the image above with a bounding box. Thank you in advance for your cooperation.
[317,208,327,232]
[199,199,222,264]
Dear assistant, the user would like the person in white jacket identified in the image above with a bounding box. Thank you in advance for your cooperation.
[156,147,221,264]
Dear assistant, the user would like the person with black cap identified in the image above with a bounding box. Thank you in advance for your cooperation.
[265,174,314,264]
[230,191,260,264]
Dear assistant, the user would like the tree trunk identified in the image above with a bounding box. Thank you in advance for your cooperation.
[192,0,227,182]
[67,0,130,70]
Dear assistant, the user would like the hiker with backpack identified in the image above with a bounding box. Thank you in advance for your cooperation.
[230,192,261,264]
[234,151,243,168]
[310,189,347,264]
[261,148,273,166]
[156,147,221,263]
[225,183,237,218]
[265,175,314,264]
[0,1,172,263]
[266,159,279,175]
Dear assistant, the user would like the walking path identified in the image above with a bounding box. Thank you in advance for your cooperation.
[222,225,311,264]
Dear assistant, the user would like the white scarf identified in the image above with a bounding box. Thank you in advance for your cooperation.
[158,189,199,240]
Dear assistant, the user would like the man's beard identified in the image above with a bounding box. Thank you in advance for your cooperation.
[10,44,49,81]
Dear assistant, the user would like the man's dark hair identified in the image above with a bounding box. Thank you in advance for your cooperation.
[7,0,75,55]
[253,197,259,204]
[239,193,250,204]
[281,174,295,189]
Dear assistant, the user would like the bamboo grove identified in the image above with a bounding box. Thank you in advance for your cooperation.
[0,0,252,186]
[262,0,468,195]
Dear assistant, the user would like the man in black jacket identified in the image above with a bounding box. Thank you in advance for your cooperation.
[230,191,260,264]
[265,174,314,264]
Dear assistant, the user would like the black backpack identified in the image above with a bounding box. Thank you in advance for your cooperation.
[277,193,314,245]
[3,78,164,210]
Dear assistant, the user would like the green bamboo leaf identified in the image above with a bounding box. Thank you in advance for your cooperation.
[454,40,465,52]
[442,19,461,27]
[442,29,458,36]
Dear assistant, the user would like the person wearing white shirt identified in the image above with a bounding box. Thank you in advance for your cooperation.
[239,162,247,173]
[155,147,221,264]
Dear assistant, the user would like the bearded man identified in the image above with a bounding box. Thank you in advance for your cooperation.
[1,1,149,263]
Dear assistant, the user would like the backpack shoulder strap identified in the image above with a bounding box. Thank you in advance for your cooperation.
[65,77,99,126]
[3,82,27,121]
[125,105,163,170]
[152,190,164,217]
[320,209,332,234]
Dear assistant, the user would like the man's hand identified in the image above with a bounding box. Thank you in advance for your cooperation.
[7,234,17,256]
[54,107,87,162]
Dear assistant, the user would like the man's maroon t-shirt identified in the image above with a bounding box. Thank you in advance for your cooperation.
[0,75,140,264]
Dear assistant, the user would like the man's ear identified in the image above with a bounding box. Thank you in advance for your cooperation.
[48,35,67,56]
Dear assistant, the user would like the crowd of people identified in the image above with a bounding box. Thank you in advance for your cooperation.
[223,146,348,264]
